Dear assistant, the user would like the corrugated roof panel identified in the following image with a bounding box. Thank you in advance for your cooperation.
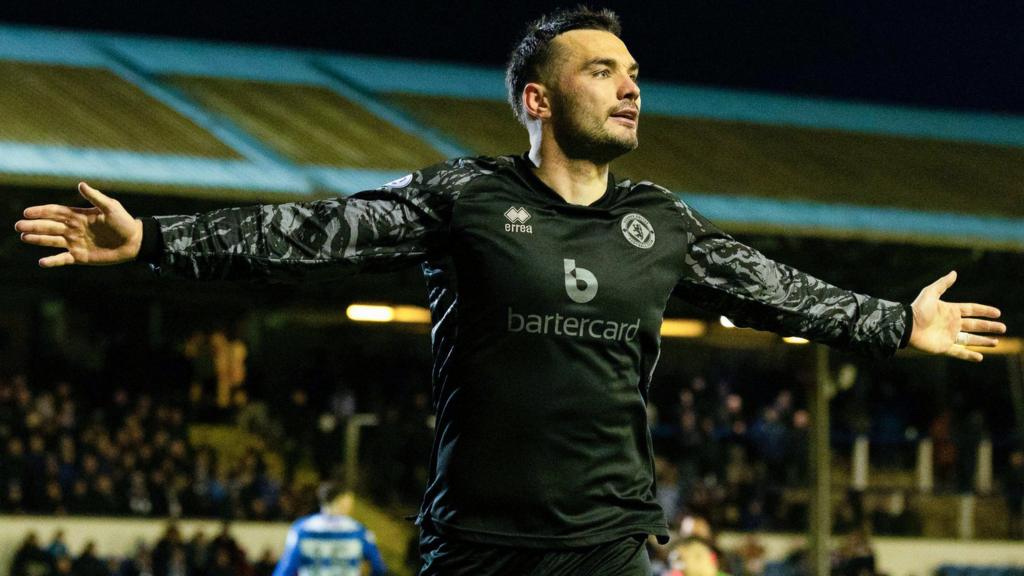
[388,94,1024,218]
[0,61,239,157]
[168,76,445,169]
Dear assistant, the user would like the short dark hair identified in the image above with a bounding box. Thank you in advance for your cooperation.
[317,479,350,506]
[505,6,622,126]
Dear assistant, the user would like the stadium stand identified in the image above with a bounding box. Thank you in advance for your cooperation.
[168,76,445,168]
[1,24,1023,247]
[0,62,237,157]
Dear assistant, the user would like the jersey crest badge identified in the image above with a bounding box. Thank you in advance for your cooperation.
[621,213,655,249]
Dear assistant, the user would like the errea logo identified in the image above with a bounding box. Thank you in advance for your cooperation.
[504,206,533,234]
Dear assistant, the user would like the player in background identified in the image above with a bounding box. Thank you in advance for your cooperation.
[664,536,732,576]
[273,482,386,576]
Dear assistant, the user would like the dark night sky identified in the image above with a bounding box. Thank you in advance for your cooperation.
[1,1,1021,114]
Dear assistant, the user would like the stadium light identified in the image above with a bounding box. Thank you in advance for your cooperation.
[783,336,810,345]
[970,336,1022,355]
[660,319,706,338]
[346,304,431,323]
[719,316,736,328]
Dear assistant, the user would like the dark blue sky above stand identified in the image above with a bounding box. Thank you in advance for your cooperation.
[1,1,1021,114]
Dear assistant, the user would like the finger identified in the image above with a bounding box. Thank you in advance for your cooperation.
[20,234,69,249]
[78,182,116,214]
[22,204,74,220]
[960,318,1007,334]
[959,333,999,347]
[14,219,67,235]
[958,303,1001,319]
[929,270,957,296]
[38,252,76,268]
[946,345,983,363]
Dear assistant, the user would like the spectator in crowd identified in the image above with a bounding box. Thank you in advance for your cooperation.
[955,409,987,493]
[833,528,876,576]
[151,524,185,576]
[253,549,277,576]
[46,530,70,563]
[663,536,732,576]
[73,541,109,576]
[870,491,922,536]
[116,545,155,576]
[1006,449,1024,539]
[10,531,51,576]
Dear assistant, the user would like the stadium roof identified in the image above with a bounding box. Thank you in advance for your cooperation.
[1,24,1022,250]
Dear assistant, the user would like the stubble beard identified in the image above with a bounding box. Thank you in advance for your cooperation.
[550,90,638,165]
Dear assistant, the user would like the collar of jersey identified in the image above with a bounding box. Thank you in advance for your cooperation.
[512,153,619,210]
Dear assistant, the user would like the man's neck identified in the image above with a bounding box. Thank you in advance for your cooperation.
[527,136,609,206]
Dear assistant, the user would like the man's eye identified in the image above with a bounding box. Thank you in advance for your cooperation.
[594,70,611,78]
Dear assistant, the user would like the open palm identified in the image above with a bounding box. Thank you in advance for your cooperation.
[909,271,1005,362]
[15,182,143,268]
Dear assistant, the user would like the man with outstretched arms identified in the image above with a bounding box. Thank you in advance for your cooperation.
[15,7,1006,576]
[273,482,386,576]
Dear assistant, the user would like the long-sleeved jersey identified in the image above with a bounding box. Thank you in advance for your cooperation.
[140,154,911,547]
[272,513,385,576]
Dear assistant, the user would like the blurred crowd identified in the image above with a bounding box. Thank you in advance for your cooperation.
[3,335,1023,576]
[645,373,1024,539]
[0,373,320,521]
[10,524,277,576]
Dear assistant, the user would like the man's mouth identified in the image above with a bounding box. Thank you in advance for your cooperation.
[610,108,639,126]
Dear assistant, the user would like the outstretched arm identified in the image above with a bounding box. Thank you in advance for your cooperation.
[669,195,1005,361]
[15,159,477,281]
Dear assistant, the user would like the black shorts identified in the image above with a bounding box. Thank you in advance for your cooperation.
[417,524,652,576]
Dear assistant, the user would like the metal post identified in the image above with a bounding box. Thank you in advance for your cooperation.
[852,435,870,492]
[917,438,934,493]
[810,346,832,576]
[344,413,379,491]
[975,438,993,495]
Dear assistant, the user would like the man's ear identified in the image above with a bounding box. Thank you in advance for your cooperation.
[523,82,551,120]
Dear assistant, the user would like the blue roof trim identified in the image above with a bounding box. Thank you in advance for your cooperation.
[0,142,311,193]
[681,191,1024,247]
[317,54,507,100]
[91,40,297,167]
[101,35,327,84]
[305,166,407,194]
[638,84,1024,148]
[2,24,1020,148]
[2,141,1020,246]
[0,25,110,67]
[309,58,471,158]
[0,142,405,196]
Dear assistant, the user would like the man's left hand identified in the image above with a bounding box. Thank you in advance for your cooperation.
[909,271,1006,362]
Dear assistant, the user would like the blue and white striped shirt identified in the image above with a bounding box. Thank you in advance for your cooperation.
[272,513,386,576]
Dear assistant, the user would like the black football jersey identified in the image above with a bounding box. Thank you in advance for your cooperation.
[141,154,910,547]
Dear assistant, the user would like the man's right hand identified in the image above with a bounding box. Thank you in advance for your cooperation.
[14,182,144,268]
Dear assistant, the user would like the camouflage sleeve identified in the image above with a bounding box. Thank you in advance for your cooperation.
[145,158,484,281]
[668,193,911,358]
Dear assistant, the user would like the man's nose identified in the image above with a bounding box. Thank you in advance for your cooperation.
[620,76,640,102]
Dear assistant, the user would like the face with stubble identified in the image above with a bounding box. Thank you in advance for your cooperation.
[542,29,642,164]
